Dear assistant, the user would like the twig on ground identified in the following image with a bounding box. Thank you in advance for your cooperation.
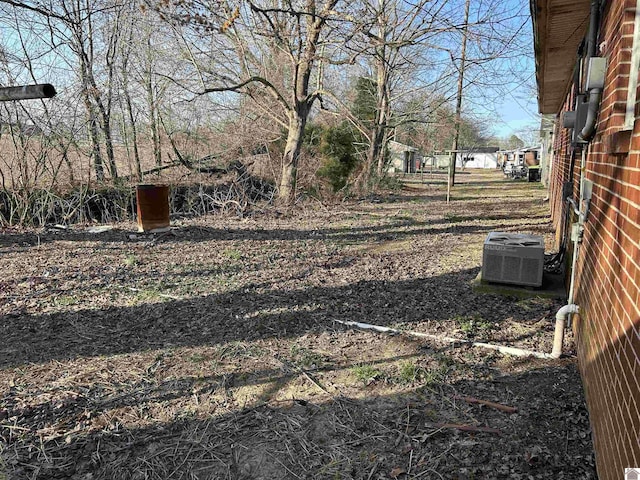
[270,352,332,397]
[455,395,518,414]
[428,423,502,435]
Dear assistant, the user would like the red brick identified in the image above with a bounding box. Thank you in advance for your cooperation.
[549,11,640,472]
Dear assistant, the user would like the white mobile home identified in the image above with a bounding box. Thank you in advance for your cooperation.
[452,147,500,169]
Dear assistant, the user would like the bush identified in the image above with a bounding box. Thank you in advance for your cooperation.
[316,123,358,193]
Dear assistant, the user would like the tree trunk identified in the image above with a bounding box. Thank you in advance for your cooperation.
[80,82,104,182]
[148,85,161,167]
[125,92,142,181]
[278,110,306,204]
[373,52,389,177]
[449,0,470,190]
[145,36,161,167]
[95,99,117,179]
[369,123,386,177]
[87,106,104,181]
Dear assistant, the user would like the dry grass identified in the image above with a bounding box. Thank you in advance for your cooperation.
[0,171,595,479]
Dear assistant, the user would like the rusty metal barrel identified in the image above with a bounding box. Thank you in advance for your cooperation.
[136,184,170,232]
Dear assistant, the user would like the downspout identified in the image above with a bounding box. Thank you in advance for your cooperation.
[578,0,603,141]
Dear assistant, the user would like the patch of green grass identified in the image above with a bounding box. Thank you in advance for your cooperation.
[444,213,467,223]
[132,288,169,303]
[223,248,242,260]
[289,345,327,369]
[454,314,494,337]
[189,353,207,364]
[397,361,425,384]
[216,341,263,360]
[351,364,382,385]
[54,295,78,307]
[516,296,553,311]
[422,368,444,387]
[124,253,138,266]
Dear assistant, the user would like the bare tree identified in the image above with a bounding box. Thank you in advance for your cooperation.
[333,0,463,187]
[148,0,355,204]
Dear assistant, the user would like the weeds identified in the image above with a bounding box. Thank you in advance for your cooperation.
[223,248,242,260]
[216,341,263,360]
[351,364,382,385]
[377,175,402,191]
[54,295,78,307]
[454,314,494,338]
[189,353,207,364]
[289,345,327,369]
[124,253,138,267]
[397,361,425,384]
[444,213,466,223]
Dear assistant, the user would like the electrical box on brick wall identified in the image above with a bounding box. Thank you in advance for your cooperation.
[585,57,607,90]
[561,94,589,146]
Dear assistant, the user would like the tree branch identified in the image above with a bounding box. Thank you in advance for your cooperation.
[202,76,291,112]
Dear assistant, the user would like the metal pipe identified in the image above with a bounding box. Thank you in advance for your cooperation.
[566,197,581,217]
[578,88,602,141]
[552,304,580,358]
[0,84,56,102]
[586,0,600,58]
[578,0,602,141]
[553,150,588,357]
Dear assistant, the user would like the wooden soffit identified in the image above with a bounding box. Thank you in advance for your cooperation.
[531,0,591,114]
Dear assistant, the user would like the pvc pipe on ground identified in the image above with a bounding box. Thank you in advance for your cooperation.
[552,304,580,358]
[333,319,553,359]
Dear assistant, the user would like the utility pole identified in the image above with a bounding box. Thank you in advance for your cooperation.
[447,0,470,202]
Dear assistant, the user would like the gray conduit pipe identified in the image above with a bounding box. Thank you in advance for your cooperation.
[579,0,602,141]
[579,88,602,141]
[554,150,588,357]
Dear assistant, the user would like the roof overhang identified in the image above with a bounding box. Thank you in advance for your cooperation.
[531,0,591,114]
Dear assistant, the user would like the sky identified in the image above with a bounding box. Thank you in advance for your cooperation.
[492,86,541,139]
[469,0,542,141]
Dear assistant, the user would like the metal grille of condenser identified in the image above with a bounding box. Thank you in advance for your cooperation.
[482,232,545,287]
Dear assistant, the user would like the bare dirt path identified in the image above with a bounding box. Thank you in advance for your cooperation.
[0,170,596,479]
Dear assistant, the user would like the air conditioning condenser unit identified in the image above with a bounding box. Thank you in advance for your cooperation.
[482,232,544,287]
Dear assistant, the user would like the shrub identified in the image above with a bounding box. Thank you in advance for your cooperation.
[316,123,358,193]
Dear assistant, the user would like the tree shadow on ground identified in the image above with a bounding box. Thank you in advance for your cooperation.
[1,266,562,368]
[1,358,596,479]
[0,212,550,248]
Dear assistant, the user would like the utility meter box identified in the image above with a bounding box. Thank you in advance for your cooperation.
[482,232,545,287]
[572,95,590,145]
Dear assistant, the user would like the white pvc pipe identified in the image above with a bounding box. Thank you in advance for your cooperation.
[334,319,553,359]
[552,304,580,358]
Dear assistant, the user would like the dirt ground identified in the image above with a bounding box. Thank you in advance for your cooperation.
[0,170,596,479]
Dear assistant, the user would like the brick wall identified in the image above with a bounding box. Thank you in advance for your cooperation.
[548,1,640,478]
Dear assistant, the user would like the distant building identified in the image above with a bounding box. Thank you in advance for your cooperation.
[458,146,499,169]
[386,140,421,173]
[438,147,500,169]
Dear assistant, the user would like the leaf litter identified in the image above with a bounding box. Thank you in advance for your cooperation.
[0,171,595,479]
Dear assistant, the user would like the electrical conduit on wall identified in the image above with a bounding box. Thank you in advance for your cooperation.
[625,0,640,130]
